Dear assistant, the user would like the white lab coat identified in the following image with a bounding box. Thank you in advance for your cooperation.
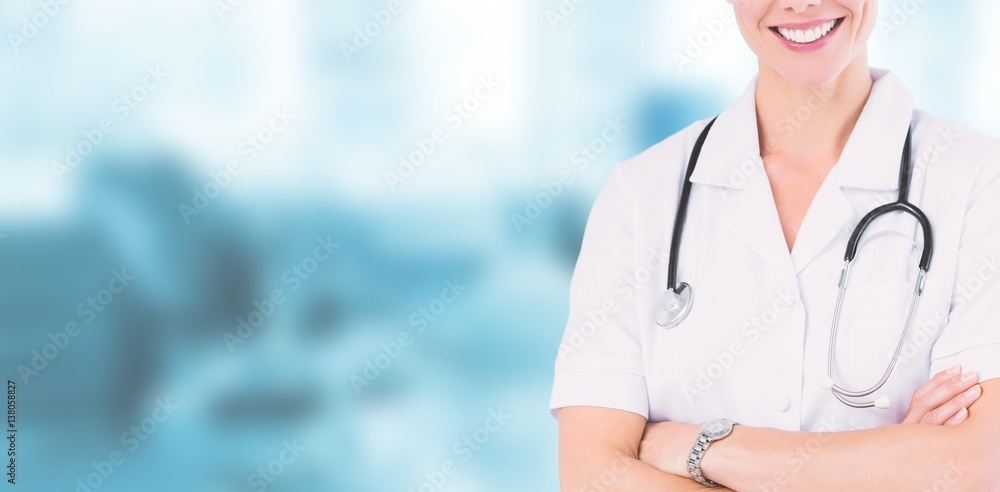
[550,69,1000,432]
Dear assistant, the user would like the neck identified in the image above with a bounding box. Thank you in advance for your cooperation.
[755,54,874,164]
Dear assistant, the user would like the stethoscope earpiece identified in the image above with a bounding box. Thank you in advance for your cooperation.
[874,396,891,409]
[819,375,834,390]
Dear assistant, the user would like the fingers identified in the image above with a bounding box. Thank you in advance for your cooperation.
[902,365,962,424]
[903,366,982,425]
[937,384,982,427]
[912,365,961,401]
[917,372,981,425]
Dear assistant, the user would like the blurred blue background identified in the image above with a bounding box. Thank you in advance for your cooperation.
[0,1,997,491]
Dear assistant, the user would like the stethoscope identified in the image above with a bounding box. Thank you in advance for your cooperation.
[654,116,934,409]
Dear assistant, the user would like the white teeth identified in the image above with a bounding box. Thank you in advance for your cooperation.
[777,19,837,44]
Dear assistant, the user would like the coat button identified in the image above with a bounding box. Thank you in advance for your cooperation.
[772,394,791,412]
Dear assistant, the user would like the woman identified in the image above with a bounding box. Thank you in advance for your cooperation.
[551,1,1000,490]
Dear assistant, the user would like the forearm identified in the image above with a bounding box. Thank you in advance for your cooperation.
[562,450,732,492]
[559,407,732,491]
[639,381,1000,490]
[702,423,997,491]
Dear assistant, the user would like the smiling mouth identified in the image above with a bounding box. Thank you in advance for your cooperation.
[770,17,844,44]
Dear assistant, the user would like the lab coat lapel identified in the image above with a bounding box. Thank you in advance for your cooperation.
[787,174,858,275]
[790,69,914,275]
[690,77,797,279]
[722,170,799,279]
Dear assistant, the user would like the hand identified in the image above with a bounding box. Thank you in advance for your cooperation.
[638,420,701,477]
[902,365,982,426]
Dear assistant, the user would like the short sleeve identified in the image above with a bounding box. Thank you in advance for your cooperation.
[549,163,649,419]
[930,150,1000,383]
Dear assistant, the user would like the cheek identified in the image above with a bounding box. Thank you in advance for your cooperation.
[734,1,769,27]
[850,0,877,26]
[732,4,770,48]
[852,1,879,43]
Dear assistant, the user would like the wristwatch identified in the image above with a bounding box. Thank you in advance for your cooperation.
[687,418,736,488]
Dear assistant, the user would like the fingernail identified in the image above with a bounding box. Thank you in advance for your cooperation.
[965,385,981,398]
[961,371,979,382]
[946,407,969,426]
[947,365,962,375]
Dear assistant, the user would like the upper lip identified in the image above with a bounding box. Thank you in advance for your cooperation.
[770,17,843,30]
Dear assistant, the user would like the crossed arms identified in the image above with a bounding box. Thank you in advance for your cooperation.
[558,370,1000,491]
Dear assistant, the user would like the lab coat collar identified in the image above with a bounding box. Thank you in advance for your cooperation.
[834,69,914,192]
[795,69,915,274]
[687,69,915,277]
[689,68,914,193]
[689,77,761,190]
[689,76,793,278]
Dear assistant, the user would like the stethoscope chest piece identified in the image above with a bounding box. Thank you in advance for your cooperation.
[655,282,693,328]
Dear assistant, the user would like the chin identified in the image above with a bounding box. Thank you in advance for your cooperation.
[773,60,846,88]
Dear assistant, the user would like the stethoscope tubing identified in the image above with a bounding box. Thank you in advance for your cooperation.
[666,117,717,291]
[658,117,934,409]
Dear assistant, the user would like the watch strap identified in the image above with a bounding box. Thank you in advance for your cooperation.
[687,434,720,487]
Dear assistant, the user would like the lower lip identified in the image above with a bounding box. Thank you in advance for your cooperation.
[771,19,843,53]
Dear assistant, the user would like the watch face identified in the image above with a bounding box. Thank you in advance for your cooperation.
[701,419,733,440]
